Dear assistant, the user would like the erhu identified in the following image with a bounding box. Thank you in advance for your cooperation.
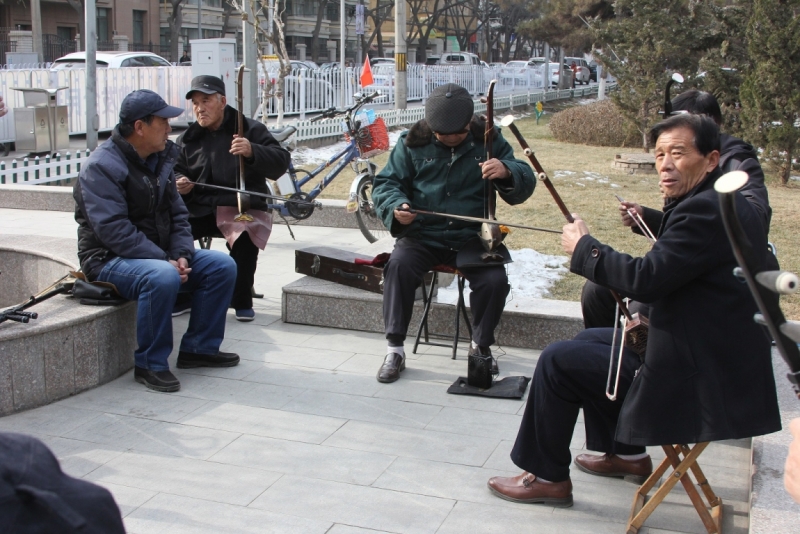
[500,114,648,400]
[234,65,254,222]
[479,79,504,261]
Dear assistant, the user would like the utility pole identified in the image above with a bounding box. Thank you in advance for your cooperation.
[30,0,43,62]
[394,0,407,109]
[243,0,258,117]
[85,0,98,149]
[340,0,346,105]
[197,0,202,38]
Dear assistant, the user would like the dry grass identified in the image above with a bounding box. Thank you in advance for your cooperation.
[296,109,800,320]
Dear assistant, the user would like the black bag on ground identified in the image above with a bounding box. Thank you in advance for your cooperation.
[467,352,494,389]
[0,432,125,533]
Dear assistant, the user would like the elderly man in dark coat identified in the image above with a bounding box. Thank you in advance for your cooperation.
[581,89,772,329]
[486,113,781,507]
[175,75,291,322]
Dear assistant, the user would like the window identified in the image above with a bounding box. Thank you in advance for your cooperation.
[57,27,74,41]
[97,8,110,42]
[133,11,145,44]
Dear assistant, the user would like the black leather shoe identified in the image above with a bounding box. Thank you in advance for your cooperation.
[134,367,180,392]
[468,345,499,375]
[377,352,405,383]
[176,351,240,369]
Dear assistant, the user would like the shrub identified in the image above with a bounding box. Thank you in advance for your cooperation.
[548,99,640,147]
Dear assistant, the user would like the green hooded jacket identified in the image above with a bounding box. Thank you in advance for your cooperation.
[372,116,536,250]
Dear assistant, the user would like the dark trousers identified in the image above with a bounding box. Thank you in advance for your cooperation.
[383,238,510,347]
[189,214,259,310]
[581,280,648,329]
[510,328,645,482]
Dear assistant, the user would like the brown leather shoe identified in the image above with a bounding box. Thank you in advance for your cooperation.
[377,352,405,383]
[487,472,573,507]
[574,453,653,484]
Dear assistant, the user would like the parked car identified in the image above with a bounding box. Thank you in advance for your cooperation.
[438,52,482,66]
[588,60,598,82]
[565,57,591,85]
[259,59,335,111]
[500,60,540,86]
[548,62,574,87]
[50,51,172,70]
[527,57,548,66]
[290,60,318,71]
[425,55,441,66]
[370,57,395,67]
[319,62,340,70]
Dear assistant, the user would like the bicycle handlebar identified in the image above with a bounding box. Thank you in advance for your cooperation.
[308,91,382,123]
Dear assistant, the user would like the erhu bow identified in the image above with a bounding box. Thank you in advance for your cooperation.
[500,113,648,400]
[716,171,800,400]
[234,65,254,222]
[479,79,505,261]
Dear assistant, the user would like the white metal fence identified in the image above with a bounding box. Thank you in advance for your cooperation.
[0,63,582,143]
[0,82,613,186]
[0,149,89,185]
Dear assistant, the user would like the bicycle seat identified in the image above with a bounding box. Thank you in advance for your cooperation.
[269,125,297,143]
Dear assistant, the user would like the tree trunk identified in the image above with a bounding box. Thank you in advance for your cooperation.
[169,0,184,65]
[782,148,792,185]
[310,0,328,64]
[65,0,85,50]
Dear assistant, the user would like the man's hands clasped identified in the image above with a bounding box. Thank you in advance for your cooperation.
[169,258,192,283]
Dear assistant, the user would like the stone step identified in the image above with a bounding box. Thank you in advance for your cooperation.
[281,275,584,351]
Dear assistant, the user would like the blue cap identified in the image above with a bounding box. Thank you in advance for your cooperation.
[119,90,184,123]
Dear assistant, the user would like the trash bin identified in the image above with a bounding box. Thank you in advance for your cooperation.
[11,87,69,154]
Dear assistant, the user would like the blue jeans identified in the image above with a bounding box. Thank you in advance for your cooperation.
[97,249,237,371]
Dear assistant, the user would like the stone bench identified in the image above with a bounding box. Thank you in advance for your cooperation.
[0,235,136,415]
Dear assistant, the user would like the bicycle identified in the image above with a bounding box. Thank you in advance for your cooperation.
[265,91,391,243]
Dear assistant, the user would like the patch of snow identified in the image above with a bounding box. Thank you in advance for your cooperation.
[438,248,569,305]
[292,129,405,166]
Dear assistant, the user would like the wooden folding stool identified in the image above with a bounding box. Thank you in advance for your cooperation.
[412,265,472,360]
[627,442,723,534]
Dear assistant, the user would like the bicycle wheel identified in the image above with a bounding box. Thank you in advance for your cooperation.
[354,174,391,243]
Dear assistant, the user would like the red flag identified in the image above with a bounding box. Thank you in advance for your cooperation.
[360,56,374,88]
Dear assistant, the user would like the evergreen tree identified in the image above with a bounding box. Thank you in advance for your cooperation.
[593,0,718,150]
[740,0,800,185]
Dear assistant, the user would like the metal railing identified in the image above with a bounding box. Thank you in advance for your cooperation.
[0,64,613,145]
[0,150,91,185]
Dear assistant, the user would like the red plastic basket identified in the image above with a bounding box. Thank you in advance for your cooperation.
[348,117,390,158]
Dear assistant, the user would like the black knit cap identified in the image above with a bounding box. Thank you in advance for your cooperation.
[425,83,474,134]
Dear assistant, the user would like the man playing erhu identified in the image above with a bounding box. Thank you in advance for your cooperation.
[487,114,780,506]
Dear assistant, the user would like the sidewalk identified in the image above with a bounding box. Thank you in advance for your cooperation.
[0,207,753,533]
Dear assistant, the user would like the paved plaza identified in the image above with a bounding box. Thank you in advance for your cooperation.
[0,208,754,533]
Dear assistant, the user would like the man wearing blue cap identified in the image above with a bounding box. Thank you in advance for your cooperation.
[73,89,239,393]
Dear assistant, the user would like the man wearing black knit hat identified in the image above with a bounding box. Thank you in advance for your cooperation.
[371,83,536,383]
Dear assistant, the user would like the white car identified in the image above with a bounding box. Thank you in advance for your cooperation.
[50,51,172,69]
[565,57,591,85]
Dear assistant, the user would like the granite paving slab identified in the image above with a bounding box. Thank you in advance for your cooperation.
[0,209,766,533]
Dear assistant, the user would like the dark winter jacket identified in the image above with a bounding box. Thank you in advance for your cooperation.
[372,116,536,250]
[73,128,194,281]
[175,105,291,218]
[572,168,781,446]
